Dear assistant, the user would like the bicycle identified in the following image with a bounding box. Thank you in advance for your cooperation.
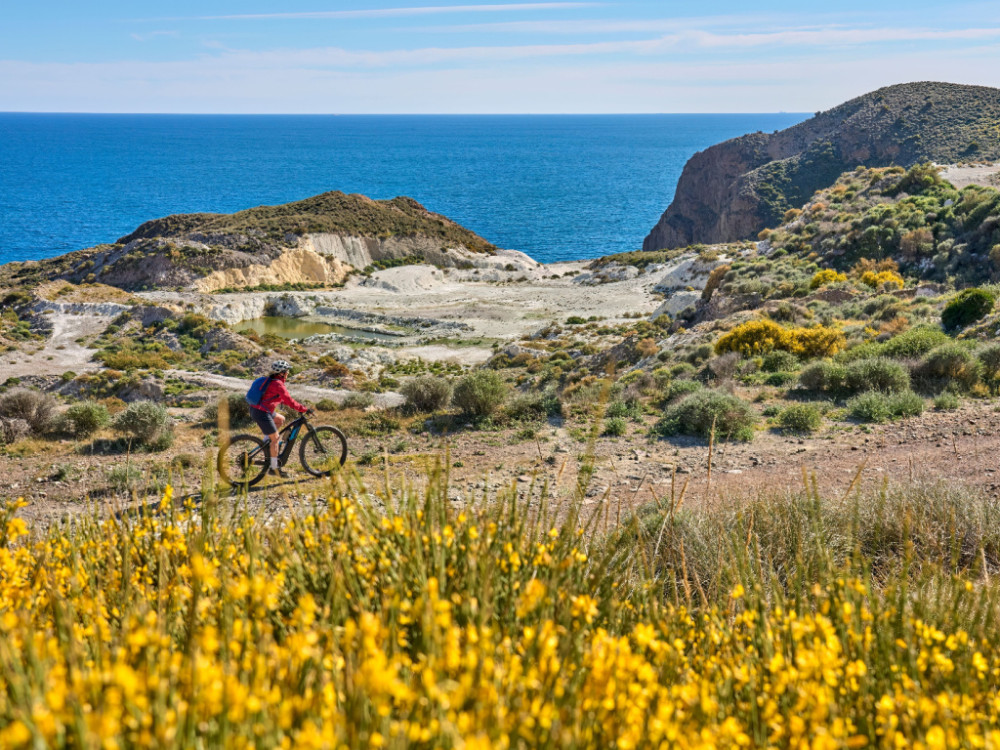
[217,412,348,488]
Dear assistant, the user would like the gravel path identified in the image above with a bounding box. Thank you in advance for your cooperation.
[166,369,405,409]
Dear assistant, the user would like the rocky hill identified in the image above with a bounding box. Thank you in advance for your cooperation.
[643,82,1000,252]
[1,192,497,292]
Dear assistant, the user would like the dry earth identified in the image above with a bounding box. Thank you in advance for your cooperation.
[5,398,999,527]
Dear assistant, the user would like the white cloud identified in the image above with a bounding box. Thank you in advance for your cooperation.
[184,3,601,21]
[2,43,998,114]
[129,30,179,42]
[114,23,1000,72]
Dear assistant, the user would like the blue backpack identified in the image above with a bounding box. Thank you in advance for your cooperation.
[245,376,273,407]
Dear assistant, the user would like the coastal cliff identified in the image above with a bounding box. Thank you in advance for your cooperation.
[643,81,1000,251]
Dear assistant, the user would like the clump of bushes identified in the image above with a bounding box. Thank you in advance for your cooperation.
[60,401,110,438]
[913,343,981,393]
[401,376,453,413]
[942,288,995,331]
[656,390,757,442]
[663,379,702,403]
[859,270,904,290]
[0,418,30,445]
[112,401,174,450]
[798,361,847,394]
[453,371,508,419]
[505,388,562,421]
[204,393,253,428]
[761,350,799,373]
[715,319,845,358]
[844,358,910,394]
[934,392,960,410]
[0,388,57,434]
[847,391,924,423]
[603,417,628,436]
[809,269,847,289]
[777,404,822,434]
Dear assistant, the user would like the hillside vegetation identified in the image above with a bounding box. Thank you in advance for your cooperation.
[120,192,496,253]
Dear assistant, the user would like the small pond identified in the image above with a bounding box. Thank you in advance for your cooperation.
[236,316,401,342]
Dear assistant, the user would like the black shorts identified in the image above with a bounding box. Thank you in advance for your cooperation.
[251,407,278,435]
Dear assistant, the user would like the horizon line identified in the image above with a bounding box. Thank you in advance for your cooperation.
[0,110,809,116]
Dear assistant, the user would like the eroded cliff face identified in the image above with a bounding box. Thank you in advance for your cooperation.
[643,82,1000,251]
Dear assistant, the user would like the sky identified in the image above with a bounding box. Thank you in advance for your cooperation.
[2,1,999,113]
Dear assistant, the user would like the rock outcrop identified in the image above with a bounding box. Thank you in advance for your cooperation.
[6,191,498,293]
[644,82,1000,251]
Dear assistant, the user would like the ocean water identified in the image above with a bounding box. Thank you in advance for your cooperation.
[0,113,806,266]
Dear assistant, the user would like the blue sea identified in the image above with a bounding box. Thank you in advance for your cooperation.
[0,113,806,266]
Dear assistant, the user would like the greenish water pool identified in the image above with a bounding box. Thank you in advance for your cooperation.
[236,316,400,342]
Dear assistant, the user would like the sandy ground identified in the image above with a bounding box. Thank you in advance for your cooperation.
[940,163,1000,189]
[140,260,667,345]
[1,310,111,379]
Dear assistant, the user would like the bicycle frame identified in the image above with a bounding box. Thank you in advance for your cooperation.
[247,414,312,465]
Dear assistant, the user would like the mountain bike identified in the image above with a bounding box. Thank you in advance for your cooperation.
[217,412,348,488]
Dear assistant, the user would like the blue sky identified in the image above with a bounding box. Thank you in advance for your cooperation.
[2,1,999,113]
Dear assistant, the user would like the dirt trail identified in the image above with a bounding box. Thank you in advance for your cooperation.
[2,310,112,379]
[166,369,405,409]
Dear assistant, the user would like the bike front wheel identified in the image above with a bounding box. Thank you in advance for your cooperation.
[218,434,269,488]
[300,426,348,477]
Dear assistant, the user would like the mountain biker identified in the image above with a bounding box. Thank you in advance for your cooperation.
[250,360,310,476]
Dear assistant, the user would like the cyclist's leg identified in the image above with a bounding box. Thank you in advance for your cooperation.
[251,408,281,469]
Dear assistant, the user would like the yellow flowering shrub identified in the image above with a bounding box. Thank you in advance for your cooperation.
[861,269,905,290]
[0,481,999,749]
[810,268,848,289]
[715,319,845,358]
[714,319,792,356]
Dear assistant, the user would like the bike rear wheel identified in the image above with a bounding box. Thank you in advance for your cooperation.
[218,434,269,488]
[300,425,348,477]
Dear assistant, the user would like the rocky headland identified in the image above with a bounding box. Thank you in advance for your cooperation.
[643,81,1000,251]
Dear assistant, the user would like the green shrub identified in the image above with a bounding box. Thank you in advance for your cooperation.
[606,399,642,420]
[942,288,996,330]
[888,390,925,418]
[453,371,509,418]
[342,392,375,410]
[656,390,757,442]
[839,325,949,362]
[0,417,30,445]
[61,401,110,438]
[400,376,453,412]
[603,417,628,436]
[761,350,799,373]
[778,404,822,433]
[664,379,702,403]
[914,344,982,393]
[107,464,145,494]
[505,388,562,421]
[203,393,253,428]
[798,361,846,394]
[0,388,57,434]
[844,358,910,394]
[847,392,892,423]
[315,399,339,412]
[112,401,173,449]
[934,392,960,410]
[848,390,924,422]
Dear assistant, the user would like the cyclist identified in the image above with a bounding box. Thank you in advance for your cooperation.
[250,360,310,476]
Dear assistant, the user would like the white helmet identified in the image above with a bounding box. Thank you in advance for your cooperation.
[270,360,292,374]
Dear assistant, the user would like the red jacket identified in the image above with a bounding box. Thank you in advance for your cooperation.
[251,376,307,414]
